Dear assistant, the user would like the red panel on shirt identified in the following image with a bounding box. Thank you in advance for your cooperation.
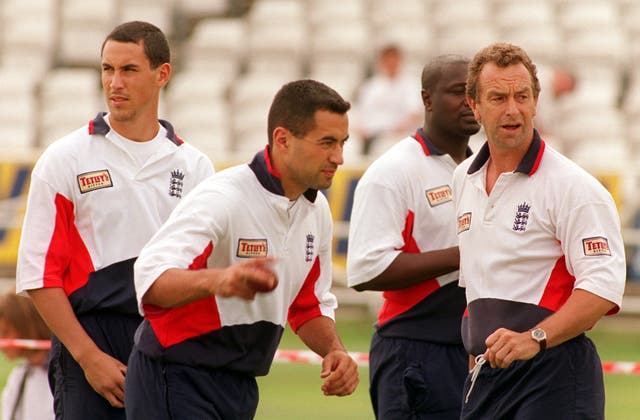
[538,255,575,312]
[43,193,94,295]
[147,241,223,348]
[288,256,322,332]
[377,210,440,325]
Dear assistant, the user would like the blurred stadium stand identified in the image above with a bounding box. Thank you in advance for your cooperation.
[1,0,640,312]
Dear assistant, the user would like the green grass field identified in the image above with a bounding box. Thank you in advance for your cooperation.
[0,314,637,419]
[255,314,640,420]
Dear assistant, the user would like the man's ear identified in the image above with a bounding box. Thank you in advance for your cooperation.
[158,63,171,88]
[466,96,481,124]
[421,89,431,111]
[272,126,289,150]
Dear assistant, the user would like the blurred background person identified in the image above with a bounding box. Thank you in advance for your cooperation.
[534,64,577,148]
[353,43,423,157]
[0,291,53,420]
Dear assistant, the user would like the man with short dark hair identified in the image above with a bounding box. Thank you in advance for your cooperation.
[125,79,359,420]
[16,21,214,419]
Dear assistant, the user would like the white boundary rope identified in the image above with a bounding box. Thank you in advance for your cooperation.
[1,340,637,375]
[0,338,51,350]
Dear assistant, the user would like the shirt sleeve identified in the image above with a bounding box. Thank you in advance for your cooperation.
[347,171,406,287]
[557,178,626,311]
[134,179,227,315]
[16,148,77,293]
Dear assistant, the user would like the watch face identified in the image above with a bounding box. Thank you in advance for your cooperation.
[532,329,546,340]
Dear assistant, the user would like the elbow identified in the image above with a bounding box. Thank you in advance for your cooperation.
[141,288,169,309]
[352,282,372,292]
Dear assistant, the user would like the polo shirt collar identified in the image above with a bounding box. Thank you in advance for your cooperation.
[413,128,473,158]
[87,112,183,146]
[249,146,318,203]
[467,129,546,176]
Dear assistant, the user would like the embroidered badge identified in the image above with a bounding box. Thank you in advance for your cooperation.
[77,169,113,194]
[457,212,471,234]
[237,239,268,258]
[425,185,453,207]
[512,202,531,232]
[169,169,184,198]
[305,234,315,262]
[582,237,611,256]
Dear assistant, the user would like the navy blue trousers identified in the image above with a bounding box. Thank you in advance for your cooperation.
[369,333,468,419]
[461,334,604,420]
[48,312,141,420]
[125,346,259,420]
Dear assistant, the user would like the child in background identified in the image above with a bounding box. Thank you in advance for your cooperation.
[0,291,53,420]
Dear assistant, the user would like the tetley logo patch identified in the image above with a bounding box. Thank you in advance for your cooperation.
[425,185,452,207]
[237,239,268,258]
[457,212,471,234]
[77,170,113,194]
[582,237,611,256]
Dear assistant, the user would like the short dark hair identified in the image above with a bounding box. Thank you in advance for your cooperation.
[466,42,540,101]
[421,54,470,91]
[267,79,351,146]
[101,21,170,68]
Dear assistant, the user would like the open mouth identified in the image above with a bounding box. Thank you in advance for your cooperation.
[501,123,521,131]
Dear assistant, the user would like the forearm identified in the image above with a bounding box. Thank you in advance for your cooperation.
[483,289,617,369]
[353,246,459,291]
[535,288,616,349]
[142,258,278,308]
[142,268,217,308]
[296,316,347,357]
[28,288,129,407]
[27,288,99,365]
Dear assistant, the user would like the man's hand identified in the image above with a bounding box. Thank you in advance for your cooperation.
[77,348,127,408]
[213,257,278,300]
[483,328,540,369]
[319,350,359,396]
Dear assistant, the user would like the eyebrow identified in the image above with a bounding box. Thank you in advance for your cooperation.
[487,86,530,95]
[101,62,140,70]
[319,134,350,142]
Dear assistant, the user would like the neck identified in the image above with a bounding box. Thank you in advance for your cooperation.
[423,126,470,164]
[269,150,303,201]
[486,146,525,174]
[109,114,160,142]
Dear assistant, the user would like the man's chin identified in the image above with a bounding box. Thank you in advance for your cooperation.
[313,180,333,191]
[108,109,134,122]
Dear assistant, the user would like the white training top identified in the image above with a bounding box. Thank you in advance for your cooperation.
[452,132,626,355]
[132,148,338,375]
[355,73,422,136]
[16,112,215,314]
[347,130,467,342]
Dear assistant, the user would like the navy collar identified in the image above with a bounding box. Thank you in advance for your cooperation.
[248,146,318,203]
[413,128,473,158]
[467,129,545,176]
[88,112,183,146]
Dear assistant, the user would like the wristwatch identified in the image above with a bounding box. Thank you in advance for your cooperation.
[530,328,547,351]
